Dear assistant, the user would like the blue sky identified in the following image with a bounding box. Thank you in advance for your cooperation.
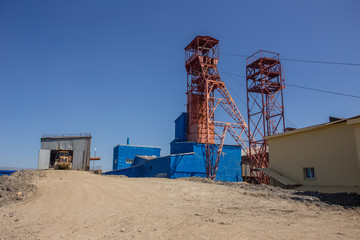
[1,0,359,171]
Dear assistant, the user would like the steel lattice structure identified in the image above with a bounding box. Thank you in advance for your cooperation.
[246,50,285,184]
[185,36,250,180]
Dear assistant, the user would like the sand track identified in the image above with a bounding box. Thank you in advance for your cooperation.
[0,170,359,239]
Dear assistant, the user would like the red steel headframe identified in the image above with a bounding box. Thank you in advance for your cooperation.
[246,50,285,184]
[185,36,250,180]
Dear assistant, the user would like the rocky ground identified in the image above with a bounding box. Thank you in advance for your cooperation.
[0,170,45,208]
[0,171,359,239]
[185,177,360,209]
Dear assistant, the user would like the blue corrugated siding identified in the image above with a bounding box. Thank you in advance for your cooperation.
[174,113,188,142]
[104,165,142,177]
[105,142,242,182]
[170,141,194,155]
[0,170,17,176]
[133,156,148,166]
[113,147,118,170]
[169,143,241,182]
[113,145,161,170]
[142,156,171,178]
[108,112,241,181]
[170,153,206,178]
[215,145,242,182]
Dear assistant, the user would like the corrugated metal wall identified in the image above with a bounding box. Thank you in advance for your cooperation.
[103,165,142,177]
[170,141,194,155]
[105,113,242,181]
[39,136,91,170]
[105,142,242,182]
[112,145,161,170]
[142,156,172,178]
[169,153,206,178]
[175,112,188,142]
[214,144,242,182]
[38,149,50,169]
[169,142,241,182]
[72,150,84,170]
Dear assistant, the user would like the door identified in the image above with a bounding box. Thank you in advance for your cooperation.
[72,150,84,170]
[38,149,50,169]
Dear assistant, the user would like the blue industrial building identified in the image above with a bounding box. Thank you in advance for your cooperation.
[113,144,161,170]
[0,170,17,176]
[105,113,242,182]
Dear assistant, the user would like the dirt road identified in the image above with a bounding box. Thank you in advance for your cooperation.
[1,170,359,239]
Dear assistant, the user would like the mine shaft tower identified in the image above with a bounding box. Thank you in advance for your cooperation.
[246,50,285,184]
[184,37,286,183]
[185,36,250,180]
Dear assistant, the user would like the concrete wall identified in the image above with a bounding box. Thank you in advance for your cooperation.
[268,120,360,186]
[40,136,91,170]
[348,118,360,169]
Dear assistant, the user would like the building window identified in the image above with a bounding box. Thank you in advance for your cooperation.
[126,159,133,164]
[304,167,315,180]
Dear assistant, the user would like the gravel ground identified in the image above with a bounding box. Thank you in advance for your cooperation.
[0,171,359,239]
[1,172,359,210]
[0,170,46,208]
[183,177,360,209]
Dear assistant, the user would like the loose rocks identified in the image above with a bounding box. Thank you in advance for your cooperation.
[184,177,360,209]
[0,170,45,208]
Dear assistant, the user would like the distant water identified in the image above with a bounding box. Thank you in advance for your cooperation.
[0,167,31,171]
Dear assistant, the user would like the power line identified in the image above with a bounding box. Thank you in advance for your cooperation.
[219,67,359,128]
[286,84,360,99]
[221,68,298,129]
[217,66,247,107]
[227,83,298,129]
[286,98,320,124]
[219,52,360,66]
[219,70,360,100]
[220,67,300,129]
[285,118,297,128]
[225,84,247,108]
[218,66,246,88]
[282,58,360,66]
[219,71,246,79]
[220,52,248,58]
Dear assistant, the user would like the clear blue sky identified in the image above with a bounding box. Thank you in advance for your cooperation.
[1,0,359,171]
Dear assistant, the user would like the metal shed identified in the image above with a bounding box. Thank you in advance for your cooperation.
[38,134,92,170]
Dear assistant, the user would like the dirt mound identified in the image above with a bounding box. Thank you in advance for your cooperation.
[183,177,360,209]
[0,170,46,208]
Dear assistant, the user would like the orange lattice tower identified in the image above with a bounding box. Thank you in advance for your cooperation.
[246,50,286,184]
[185,36,250,179]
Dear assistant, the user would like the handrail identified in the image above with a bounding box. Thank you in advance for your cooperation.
[42,133,91,138]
